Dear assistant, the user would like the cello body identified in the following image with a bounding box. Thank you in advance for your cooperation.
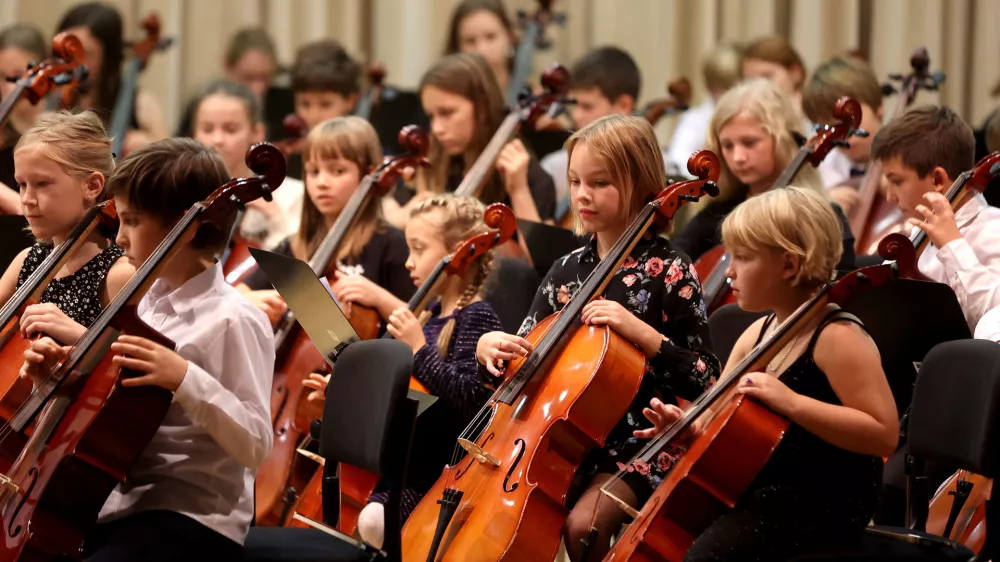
[926,471,991,553]
[691,246,736,314]
[401,312,646,562]
[604,394,788,561]
[853,197,906,256]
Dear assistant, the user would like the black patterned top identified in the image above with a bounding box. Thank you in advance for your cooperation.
[16,242,125,335]
[516,234,720,485]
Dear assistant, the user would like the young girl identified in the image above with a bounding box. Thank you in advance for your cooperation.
[304,193,504,547]
[56,2,166,153]
[636,187,898,561]
[445,0,517,97]
[0,111,131,345]
[0,23,47,213]
[238,116,414,326]
[383,52,556,227]
[189,79,304,251]
[673,78,857,272]
[476,114,719,562]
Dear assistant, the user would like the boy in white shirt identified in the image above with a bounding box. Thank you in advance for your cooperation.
[23,138,274,560]
[871,105,1000,331]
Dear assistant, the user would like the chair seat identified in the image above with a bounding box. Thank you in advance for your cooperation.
[791,526,975,561]
[242,527,376,562]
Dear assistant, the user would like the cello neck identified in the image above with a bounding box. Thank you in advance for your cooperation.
[0,80,28,134]
[453,113,523,199]
[772,145,813,189]
[506,23,540,107]
[109,58,143,160]
[308,174,378,275]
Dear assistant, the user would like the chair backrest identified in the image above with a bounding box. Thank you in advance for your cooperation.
[318,339,415,475]
[484,257,542,334]
[908,339,1000,478]
[708,303,767,367]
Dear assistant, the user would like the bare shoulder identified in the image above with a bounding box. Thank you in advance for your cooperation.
[724,314,770,373]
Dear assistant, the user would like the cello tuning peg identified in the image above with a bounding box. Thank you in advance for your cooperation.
[887,73,904,81]
[26,61,36,70]
[881,83,897,97]
[678,194,699,203]
[852,128,870,138]
[833,139,850,148]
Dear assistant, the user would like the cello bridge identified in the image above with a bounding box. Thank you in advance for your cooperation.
[457,438,500,467]
[0,473,18,495]
[601,489,639,518]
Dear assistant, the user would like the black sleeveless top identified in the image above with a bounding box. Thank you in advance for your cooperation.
[16,242,125,330]
[750,310,882,506]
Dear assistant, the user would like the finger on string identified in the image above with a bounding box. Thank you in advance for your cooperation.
[119,374,158,387]
[112,355,154,372]
[633,427,658,439]
[117,335,154,349]
[110,342,152,359]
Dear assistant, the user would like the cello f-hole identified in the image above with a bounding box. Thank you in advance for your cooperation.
[503,439,525,493]
[6,467,36,538]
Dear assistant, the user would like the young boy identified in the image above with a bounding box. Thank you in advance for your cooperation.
[540,46,678,220]
[292,39,361,131]
[22,138,275,560]
[871,105,1000,332]
[802,55,886,215]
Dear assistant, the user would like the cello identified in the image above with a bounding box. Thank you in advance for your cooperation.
[639,78,692,128]
[506,0,565,108]
[925,470,991,553]
[401,150,719,562]
[108,13,172,161]
[0,143,284,560]
[695,96,865,313]
[0,33,87,137]
[354,63,388,122]
[601,237,911,561]
[254,126,431,526]
[0,201,119,423]
[288,202,518,535]
[850,47,945,255]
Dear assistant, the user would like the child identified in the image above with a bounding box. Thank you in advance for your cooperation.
[384,53,556,227]
[56,2,166,153]
[238,116,414,326]
[635,186,898,561]
[476,114,719,562]
[303,193,504,547]
[190,79,304,250]
[802,55,886,213]
[0,111,131,345]
[541,46,680,220]
[667,42,743,179]
[0,23,47,213]
[445,0,517,96]
[673,78,856,273]
[291,39,361,131]
[223,27,278,101]
[22,138,275,560]
[871,104,1000,331]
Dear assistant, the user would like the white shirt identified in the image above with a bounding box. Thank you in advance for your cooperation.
[240,176,305,250]
[917,194,1000,331]
[975,306,1000,342]
[97,264,275,544]
[817,149,855,189]
[667,99,715,178]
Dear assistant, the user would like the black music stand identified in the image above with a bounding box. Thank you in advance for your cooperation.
[516,218,585,276]
[0,215,32,272]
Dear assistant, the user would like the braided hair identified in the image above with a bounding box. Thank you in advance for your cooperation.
[410,194,496,358]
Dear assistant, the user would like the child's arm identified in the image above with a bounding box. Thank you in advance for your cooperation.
[498,140,544,223]
[102,256,135,305]
[110,316,275,469]
[0,248,30,308]
[739,320,898,457]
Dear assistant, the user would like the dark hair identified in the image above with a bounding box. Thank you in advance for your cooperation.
[802,56,883,123]
[57,2,124,120]
[570,46,641,103]
[290,39,360,96]
[0,23,47,61]
[871,105,975,180]
[224,27,276,68]
[445,0,515,56]
[741,35,806,90]
[191,79,263,125]
[108,137,232,251]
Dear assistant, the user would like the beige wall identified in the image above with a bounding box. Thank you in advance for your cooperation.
[3,0,998,139]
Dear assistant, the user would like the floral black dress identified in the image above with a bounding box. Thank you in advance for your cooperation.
[516,234,720,500]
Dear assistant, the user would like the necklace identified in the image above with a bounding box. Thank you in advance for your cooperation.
[764,320,802,375]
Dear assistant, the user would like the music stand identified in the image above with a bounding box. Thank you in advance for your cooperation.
[0,215,32,272]
[249,247,437,414]
[516,218,585,276]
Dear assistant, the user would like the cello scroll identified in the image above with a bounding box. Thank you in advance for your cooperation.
[444,203,517,277]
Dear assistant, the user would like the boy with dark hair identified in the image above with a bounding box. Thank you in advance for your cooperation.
[23,137,275,561]
[871,104,1000,330]
[291,39,362,130]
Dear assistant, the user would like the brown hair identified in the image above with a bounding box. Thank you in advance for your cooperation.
[291,39,361,96]
[107,137,231,252]
[563,114,666,234]
[295,116,384,262]
[802,56,883,123]
[410,194,495,357]
[224,27,276,69]
[570,46,641,103]
[722,186,842,288]
[0,23,46,61]
[741,36,806,91]
[985,110,1000,154]
[416,53,507,201]
[191,79,263,128]
[15,110,115,199]
[445,0,515,56]
[870,105,975,180]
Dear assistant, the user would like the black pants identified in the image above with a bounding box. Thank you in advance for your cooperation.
[84,510,242,561]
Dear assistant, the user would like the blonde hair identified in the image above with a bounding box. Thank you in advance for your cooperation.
[741,36,807,91]
[15,110,115,199]
[410,194,495,357]
[722,186,842,288]
[708,79,823,203]
[564,114,667,235]
[703,43,743,95]
[294,116,384,262]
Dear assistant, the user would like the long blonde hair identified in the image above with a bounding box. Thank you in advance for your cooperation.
[708,79,822,203]
[293,116,384,262]
[410,194,495,358]
[15,110,115,199]
[563,114,667,235]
